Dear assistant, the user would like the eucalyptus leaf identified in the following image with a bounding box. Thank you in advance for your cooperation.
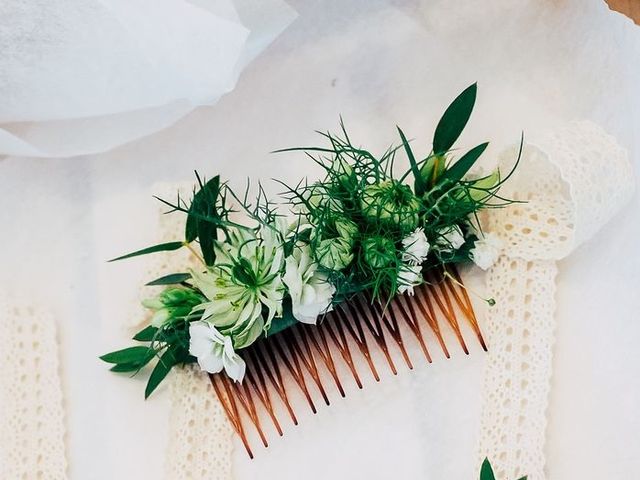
[145,272,191,286]
[108,241,184,262]
[480,458,496,480]
[433,83,477,155]
[132,325,159,342]
[397,126,427,196]
[440,142,489,185]
[100,346,154,364]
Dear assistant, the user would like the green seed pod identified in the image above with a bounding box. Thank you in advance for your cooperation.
[316,237,354,271]
[332,157,355,188]
[360,180,421,232]
[362,235,396,269]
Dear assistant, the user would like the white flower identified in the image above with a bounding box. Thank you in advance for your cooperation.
[190,224,285,349]
[189,321,246,382]
[435,225,465,252]
[397,263,423,296]
[282,244,336,324]
[470,232,503,270]
[401,227,430,265]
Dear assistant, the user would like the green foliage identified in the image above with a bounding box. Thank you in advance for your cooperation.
[185,174,220,265]
[480,458,527,480]
[433,82,477,155]
[101,309,197,398]
[145,272,191,286]
[108,241,184,262]
[397,126,427,196]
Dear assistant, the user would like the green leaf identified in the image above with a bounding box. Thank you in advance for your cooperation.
[132,325,159,342]
[433,83,477,155]
[516,477,528,480]
[397,126,427,196]
[100,346,154,364]
[440,142,489,185]
[186,174,220,266]
[264,301,298,337]
[480,458,496,480]
[145,272,191,286]
[110,360,151,373]
[145,347,181,399]
[108,241,184,262]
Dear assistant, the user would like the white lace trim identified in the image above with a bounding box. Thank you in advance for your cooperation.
[478,121,634,479]
[0,296,68,479]
[132,183,234,480]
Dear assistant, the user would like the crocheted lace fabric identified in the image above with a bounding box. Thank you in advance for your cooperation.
[139,183,234,480]
[0,296,68,479]
[477,121,635,479]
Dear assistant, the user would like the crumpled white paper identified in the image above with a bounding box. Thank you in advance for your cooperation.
[0,0,296,158]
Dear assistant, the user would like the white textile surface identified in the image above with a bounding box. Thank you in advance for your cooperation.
[0,0,295,158]
[0,0,639,479]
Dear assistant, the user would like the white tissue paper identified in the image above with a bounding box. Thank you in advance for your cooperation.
[0,0,296,158]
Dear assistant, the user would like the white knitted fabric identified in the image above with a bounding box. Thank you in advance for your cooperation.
[0,296,68,479]
[137,183,234,480]
[477,121,635,479]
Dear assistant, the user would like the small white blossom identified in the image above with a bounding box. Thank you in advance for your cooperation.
[470,232,503,270]
[189,321,246,382]
[435,225,465,252]
[283,244,336,324]
[401,228,430,265]
[397,264,423,296]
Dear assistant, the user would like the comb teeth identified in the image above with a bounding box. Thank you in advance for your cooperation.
[209,268,485,458]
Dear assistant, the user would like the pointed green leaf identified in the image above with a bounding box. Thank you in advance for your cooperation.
[433,83,477,155]
[110,360,152,373]
[480,458,496,480]
[517,477,528,480]
[440,142,489,185]
[397,126,427,196]
[100,346,154,364]
[144,347,183,399]
[145,272,191,286]
[108,241,184,262]
[185,174,220,266]
[132,325,159,342]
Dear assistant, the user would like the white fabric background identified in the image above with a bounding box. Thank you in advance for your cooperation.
[0,0,638,478]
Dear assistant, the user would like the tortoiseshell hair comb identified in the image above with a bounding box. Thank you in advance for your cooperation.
[210,266,485,458]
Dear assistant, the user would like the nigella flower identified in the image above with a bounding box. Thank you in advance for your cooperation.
[314,218,357,271]
[360,180,420,233]
[189,321,246,381]
[282,244,336,324]
[190,224,285,349]
[401,227,430,265]
[470,232,503,270]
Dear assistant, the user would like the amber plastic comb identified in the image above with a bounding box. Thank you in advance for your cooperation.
[209,267,485,458]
